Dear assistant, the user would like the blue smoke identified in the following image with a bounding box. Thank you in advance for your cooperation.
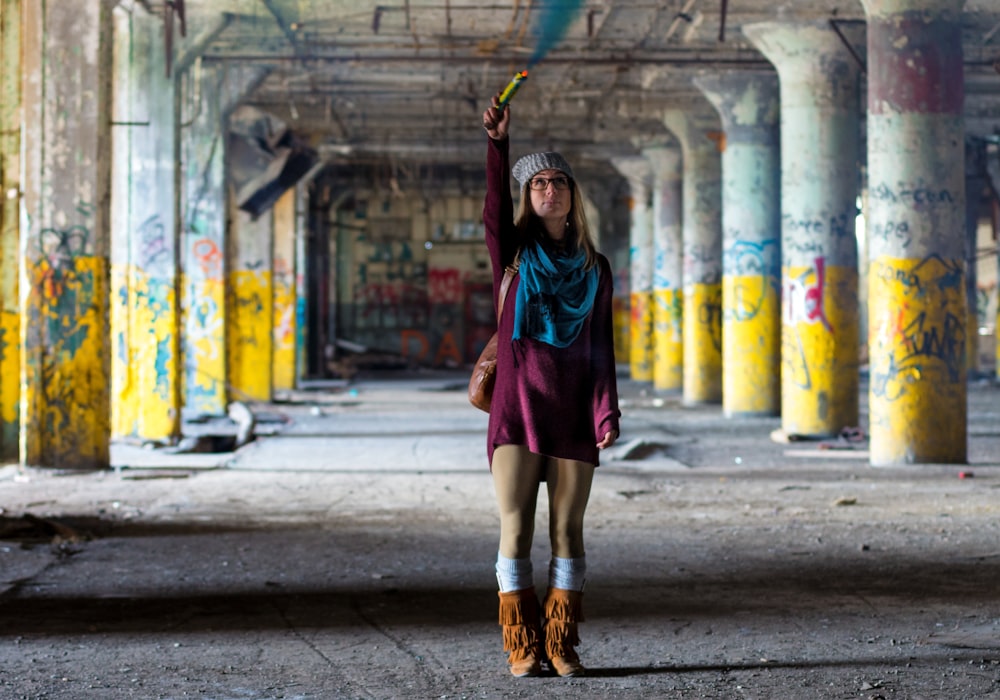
[528,0,585,68]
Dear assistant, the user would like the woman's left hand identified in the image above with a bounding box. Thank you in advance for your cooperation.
[597,430,618,450]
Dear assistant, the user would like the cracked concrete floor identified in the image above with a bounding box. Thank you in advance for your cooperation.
[1,372,999,699]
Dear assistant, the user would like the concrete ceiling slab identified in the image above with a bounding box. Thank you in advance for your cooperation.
[156,1,1000,171]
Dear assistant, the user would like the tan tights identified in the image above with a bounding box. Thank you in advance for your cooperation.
[491,445,595,560]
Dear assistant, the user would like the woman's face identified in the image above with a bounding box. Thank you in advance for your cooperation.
[528,168,572,226]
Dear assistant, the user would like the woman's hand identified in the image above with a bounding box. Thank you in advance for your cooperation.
[482,92,510,140]
[597,430,618,450]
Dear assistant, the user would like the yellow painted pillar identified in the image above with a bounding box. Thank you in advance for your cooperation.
[294,185,309,381]
[110,4,180,443]
[20,1,114,468]
[0,0,21,460]
[612,266,630,367]
[272,189,297,391]
[665,106,724,406]
[613,156,655,383]
[744,21,863,437]
[645,145,684,393]
[228,208,274,402]
[180,64,229,416]
[696,72,782,417]
[863,0,967,465]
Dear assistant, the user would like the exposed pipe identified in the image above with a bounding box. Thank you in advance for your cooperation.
[207,48,997,69]
[664,0,697,43]
[203,52,772,68]
[718,0,727,42]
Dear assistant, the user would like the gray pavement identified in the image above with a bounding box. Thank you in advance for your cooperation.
[1,371,999,699]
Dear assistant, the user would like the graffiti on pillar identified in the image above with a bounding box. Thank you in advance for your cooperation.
[187,293,222,360]
[696,285,723,353]
[31,225,94,355]
[870,254,966,401]
[684,244,721,285]
[782,328,812,390]
[138,215,170,273]
[785,257,833,333]
[783,213,851,241]
[723,238,779,321]
[273,258,296,352]
[869,182,956,206]
[870,220,912,248]
[191,237,224,280]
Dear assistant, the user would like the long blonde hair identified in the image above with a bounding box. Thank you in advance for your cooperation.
[514,178,599,270]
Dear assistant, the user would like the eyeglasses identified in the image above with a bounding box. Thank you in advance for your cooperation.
[528,176,570,191]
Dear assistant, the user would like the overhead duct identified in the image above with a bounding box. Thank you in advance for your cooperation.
[228,105,318,219]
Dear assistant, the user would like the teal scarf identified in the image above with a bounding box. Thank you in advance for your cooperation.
[512,242,599,348]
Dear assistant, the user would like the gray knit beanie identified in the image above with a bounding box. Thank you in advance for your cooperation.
[511,151,574,187]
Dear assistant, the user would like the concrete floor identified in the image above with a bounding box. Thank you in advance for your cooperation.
[1,371,999,699]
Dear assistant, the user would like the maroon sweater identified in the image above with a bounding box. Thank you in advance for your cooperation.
[484,136,621,467]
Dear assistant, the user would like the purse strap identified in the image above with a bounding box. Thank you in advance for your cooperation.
[495,263,517,327]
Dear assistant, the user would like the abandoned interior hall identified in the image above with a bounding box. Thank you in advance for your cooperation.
[1,0,1000,698]
[0,0,993,467]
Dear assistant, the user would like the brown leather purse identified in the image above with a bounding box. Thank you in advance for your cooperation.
[468,265,516,413]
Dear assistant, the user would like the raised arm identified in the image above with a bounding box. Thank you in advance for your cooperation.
[482,98,519,301]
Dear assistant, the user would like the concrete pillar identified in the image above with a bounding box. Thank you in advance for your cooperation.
[664,105,723,405]
[644,145,684,392]
[0,0,21,460]
[744,21,863,438]
[272,189,297,392]
[294,183,309,384]
[20,1,114,468]
[862,0,967,465]
[179,63,268,415]
[180,64,228,416]
[613,156,655,382]
[694,72,782,417]
[228,207,274,402]
[111,5,181,443]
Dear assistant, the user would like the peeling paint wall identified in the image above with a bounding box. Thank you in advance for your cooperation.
[665,107,724,405]
[228,205,273,402]
[180,64,228,416]
[272,188,297,391]
[696,72,782,417]
[865,3,968,465]
[0,0,21,460]
[111,5,179,443]
[20,0,114,468]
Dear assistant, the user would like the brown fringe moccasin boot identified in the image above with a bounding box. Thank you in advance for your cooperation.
[498,588,543,677]
[543,587,586,677]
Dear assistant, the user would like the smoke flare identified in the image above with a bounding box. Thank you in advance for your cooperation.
[528,0,585,67]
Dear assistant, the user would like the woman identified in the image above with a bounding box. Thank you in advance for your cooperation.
[481,96,621,678]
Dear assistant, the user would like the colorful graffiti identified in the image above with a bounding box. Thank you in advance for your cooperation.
[869,253,966,463]
[683,282,722,404]
[785,257,833,332]
[629,290,654,382]
[723,238,780,322]
[781,259,859,435]
[24,223,110,467]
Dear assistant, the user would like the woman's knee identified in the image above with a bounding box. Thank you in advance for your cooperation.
[499,516,535,558]
[549,516,585,558]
